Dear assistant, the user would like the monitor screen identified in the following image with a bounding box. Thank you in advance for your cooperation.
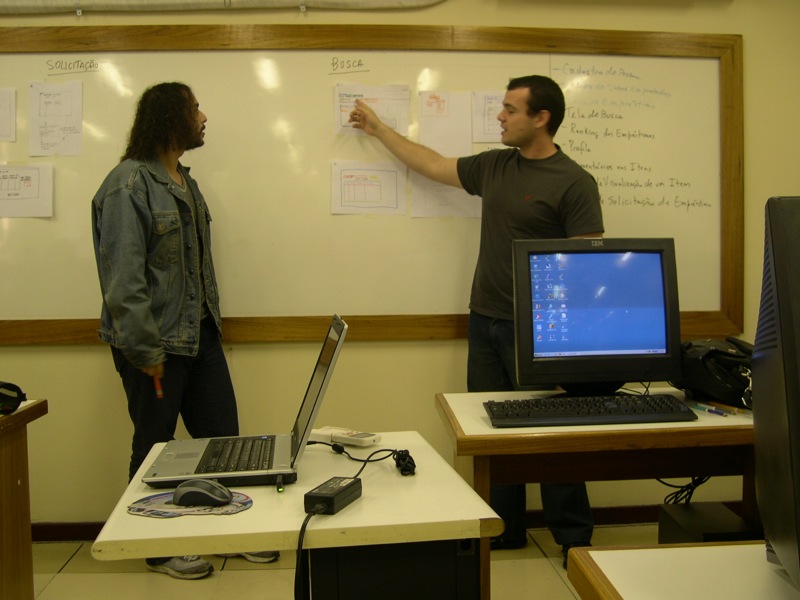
[512,237,682,395]
[752,196,800,590]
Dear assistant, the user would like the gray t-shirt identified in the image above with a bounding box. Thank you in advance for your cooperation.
[457,147,604,320]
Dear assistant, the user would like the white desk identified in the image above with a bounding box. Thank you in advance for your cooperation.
[93,431,503,599]
[441,389,753,438]
[568,542,800,600]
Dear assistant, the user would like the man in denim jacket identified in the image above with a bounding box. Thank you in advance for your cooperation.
[91,82,278,579]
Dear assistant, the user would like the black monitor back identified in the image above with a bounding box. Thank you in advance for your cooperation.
[753,196,800,590]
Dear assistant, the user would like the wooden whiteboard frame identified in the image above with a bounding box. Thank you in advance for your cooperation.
[0,25,743,344]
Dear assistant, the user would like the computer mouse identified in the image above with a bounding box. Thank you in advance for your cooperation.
[172,478,233,507]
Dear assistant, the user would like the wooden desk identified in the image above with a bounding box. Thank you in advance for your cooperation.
[0,399,48,600]
[435,390,756,587]
[93,431,503,599]
[568,542,800,599]
[435,390,755,515]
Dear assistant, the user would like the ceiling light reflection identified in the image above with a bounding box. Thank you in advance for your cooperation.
[255,58,280,91]
[99,61,133,97]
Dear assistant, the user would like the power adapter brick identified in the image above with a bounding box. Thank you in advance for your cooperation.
[304,476,362,515]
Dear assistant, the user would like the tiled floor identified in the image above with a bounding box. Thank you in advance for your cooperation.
[32,524,658,599]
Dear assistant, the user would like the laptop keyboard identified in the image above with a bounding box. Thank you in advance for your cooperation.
[483,393,698,428]
[196,436,275,473]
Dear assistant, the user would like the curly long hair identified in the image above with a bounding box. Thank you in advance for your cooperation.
[121,82,199,161]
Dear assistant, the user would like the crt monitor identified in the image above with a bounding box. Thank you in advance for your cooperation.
[752,196,800,590]
[512,237,682,395]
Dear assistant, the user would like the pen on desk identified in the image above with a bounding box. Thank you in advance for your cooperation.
[687,402,726,416]
[692,400,737,415]
[704,401,742,415]
[153,375,164,399]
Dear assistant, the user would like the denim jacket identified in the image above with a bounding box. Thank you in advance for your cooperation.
[92,157,222,369]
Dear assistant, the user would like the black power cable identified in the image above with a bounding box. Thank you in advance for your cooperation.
[657,476,711,504]
[294,503,326,600]
[293,442,417,599]
[309,441,417,477]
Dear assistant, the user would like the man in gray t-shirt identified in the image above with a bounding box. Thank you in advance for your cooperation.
[458,145,603,320]
[350,75,603,567]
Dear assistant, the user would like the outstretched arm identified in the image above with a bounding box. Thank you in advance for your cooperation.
[349,99,463,189]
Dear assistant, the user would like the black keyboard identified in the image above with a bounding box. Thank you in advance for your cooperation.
[483,394,698,428]
[197,436,274,473]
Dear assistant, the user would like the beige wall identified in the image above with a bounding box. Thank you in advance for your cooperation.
[3,0,799,523]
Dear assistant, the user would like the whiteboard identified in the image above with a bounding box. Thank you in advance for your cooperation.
[0,26,743,341]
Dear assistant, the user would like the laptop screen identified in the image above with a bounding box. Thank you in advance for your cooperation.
[290,314,348,465]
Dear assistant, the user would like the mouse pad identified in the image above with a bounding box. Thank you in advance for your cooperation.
[127,492,253,519]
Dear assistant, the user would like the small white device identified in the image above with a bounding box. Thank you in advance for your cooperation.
[309,426,381,447]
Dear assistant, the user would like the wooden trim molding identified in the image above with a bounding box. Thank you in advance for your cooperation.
[0,314,469,345]
[0,312,737,345]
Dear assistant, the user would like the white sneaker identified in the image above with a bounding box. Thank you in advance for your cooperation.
[218,550,280,563]
[145,555,213,579]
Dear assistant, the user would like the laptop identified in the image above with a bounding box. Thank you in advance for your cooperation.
[141,315,348,488]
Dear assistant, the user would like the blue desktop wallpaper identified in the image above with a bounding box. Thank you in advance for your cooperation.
[530,252,667,357]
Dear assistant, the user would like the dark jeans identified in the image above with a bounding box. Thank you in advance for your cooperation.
[112,317,239,481]
[468,311,594,546]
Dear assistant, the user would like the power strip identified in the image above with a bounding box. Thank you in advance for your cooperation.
[309,426,381,447]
